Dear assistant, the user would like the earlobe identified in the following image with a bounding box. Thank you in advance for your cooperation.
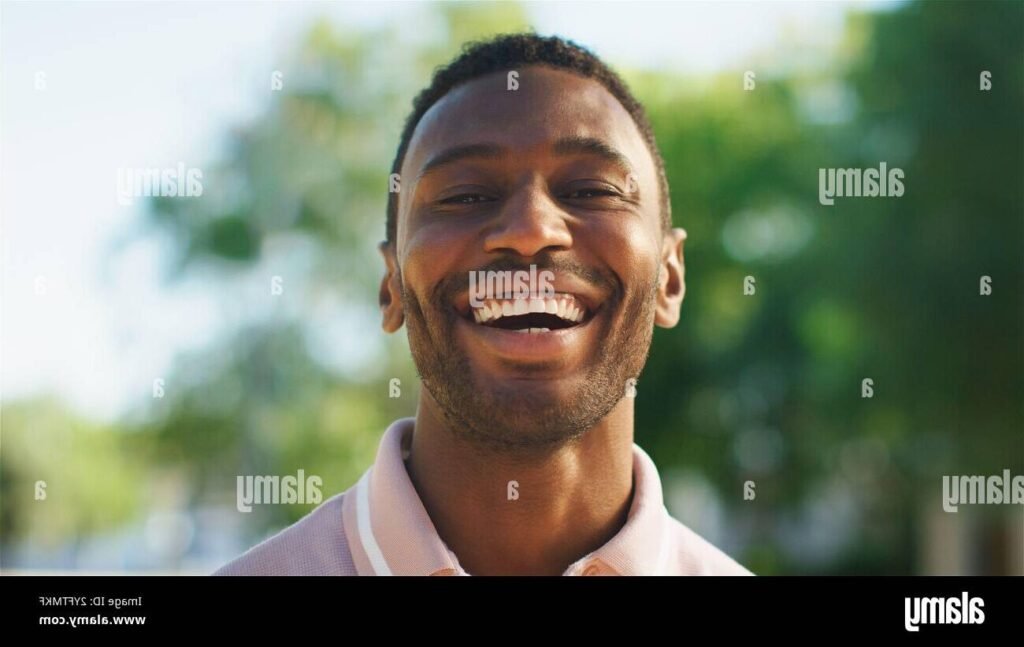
[378,241,405,333]
[654,228,686,328]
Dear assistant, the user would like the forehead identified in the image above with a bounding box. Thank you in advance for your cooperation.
[401,66,655,179]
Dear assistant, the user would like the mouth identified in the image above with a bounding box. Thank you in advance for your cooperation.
[451,290,603,367]
[466,294,591,333]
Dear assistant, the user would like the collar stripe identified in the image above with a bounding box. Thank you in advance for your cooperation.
[356,470,393,576]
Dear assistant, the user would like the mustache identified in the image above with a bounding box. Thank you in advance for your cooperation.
[434,254,617,307]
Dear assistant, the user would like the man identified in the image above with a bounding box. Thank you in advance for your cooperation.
[216,34,751,576]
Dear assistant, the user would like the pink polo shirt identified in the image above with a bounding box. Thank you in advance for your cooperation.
[214,418,752,576]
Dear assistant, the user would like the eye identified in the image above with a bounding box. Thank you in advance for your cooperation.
[563,187,621,200]
[440,193,494,205]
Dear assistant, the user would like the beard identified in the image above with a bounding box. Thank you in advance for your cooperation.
[400,256,658,455]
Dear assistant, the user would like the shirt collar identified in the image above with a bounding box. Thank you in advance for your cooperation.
[342,417,672,576]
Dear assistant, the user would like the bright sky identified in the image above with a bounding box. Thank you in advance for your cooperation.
[0,0,898,421]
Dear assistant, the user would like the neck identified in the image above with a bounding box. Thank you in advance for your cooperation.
[405,390,635,576]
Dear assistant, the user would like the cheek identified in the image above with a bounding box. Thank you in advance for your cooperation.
[583,217,662,288]
[400,224,475,300]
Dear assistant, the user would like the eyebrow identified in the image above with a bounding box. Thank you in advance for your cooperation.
[416,136,635,179]
[418,143,504,179]
[552,136,635,177]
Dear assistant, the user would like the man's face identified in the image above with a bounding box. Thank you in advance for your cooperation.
[380,66,686,452]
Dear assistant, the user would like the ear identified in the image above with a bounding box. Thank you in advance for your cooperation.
[378,241,405,333]
[654,227,686,328]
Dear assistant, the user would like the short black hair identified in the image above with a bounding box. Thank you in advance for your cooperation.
[385,33,671,244]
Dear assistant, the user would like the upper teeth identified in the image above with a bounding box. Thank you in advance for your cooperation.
[471,295,586,325]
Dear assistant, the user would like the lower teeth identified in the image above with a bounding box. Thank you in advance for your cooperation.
[513,328,551,334]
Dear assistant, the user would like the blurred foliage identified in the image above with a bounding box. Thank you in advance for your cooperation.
[2,1,1021,574]
[1,398,144,546]
[638,1,1023,574]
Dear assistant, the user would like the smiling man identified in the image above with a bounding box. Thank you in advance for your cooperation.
[216,34,750,576]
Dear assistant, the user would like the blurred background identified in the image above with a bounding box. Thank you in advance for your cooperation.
[1,0,1021,575]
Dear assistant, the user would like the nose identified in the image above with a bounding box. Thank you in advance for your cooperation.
[483,177,572,257]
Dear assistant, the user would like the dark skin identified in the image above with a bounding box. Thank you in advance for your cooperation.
[378,66,687,576]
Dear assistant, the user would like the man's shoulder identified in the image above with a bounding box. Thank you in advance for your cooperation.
[213,491,357,576]
[664,514,754,576]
